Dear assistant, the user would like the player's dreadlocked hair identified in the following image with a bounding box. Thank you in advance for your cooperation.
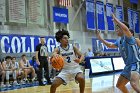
[55,29,70,42]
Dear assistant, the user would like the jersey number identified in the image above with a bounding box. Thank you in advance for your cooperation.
[66,56,71,63]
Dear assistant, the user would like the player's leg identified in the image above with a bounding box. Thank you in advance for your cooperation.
[75,72,85,93]
[18,70,25,84]
[6,71,12,86]
[116,75,129,93]
[50,77,64,93]
[50,69,68,93]
[13,70,19,85]
[130,71,140,92]
[23,69,28,81]
[116,65,130,93]
[0,71,5,87]
[130,63,140,93]
[30,67,35,81]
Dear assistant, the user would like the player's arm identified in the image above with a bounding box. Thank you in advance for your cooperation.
[11,64,16,71]
[2,62,9,71]
[52,47,59,57]
[35,51,40,65]
[19,61,28,69]
[96,30,117,48]
[136,38,140,47]
[46,45,49,57]
[0,63,4,71]
[19,61,24,69]
[112,14,132,37]
[35,51,39,62]
[2,62,6,71]
[35,45,41,65]
[27,61,33,69]
[73,45,84,63]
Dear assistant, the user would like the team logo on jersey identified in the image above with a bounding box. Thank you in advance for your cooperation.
[61,52,73,56]
[40,46,47,56]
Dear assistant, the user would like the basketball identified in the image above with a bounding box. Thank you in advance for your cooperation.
[50,56,64,70]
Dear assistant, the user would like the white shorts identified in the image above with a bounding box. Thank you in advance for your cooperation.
[56,67,83,85]
[7,70,14,75]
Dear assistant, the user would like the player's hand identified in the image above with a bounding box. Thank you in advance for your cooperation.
[111,13,117,24]
[36,60,40,65]
[96,30,102,39]
[55,68,61,71]
[74,58,81,63]
[52,53,59,58]
[111,13,115,18]
[12,68,15,71]
[30,66,33,68]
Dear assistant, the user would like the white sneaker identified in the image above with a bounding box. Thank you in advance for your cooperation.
[31,77,36,82]
[50,78,55,82]
[20,80,26,84]
[1,83,6,87]
[13,81,20,86]
[23,78,28,81]
[6,83,11,87]
[42,78,47,82]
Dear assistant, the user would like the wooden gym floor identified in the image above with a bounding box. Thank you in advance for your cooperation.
[1,73,136,93]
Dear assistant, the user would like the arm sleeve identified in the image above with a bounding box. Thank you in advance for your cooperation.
[114,39,119,47]
[35,45,40,51]
[125,36,136,45]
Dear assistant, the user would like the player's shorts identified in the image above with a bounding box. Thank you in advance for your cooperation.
[6,70,15,75]
[55,66,83,85]
[121,62,140,80]
[131,62,140,72]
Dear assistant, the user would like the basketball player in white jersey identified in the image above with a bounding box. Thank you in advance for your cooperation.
[50,29,85,93]
[19,54,35,82]
[2,56,18,86]
[0,61,5,87]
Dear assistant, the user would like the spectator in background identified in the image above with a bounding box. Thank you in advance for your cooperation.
[0,61,5,87]
[86,48,94,57]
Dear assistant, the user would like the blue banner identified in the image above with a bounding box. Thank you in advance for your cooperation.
[86,1,96,30]
[0,34,59,53]
[92,38,119,52]
[53,7,69,23]
[128,8,139,33]
[106,3,114,31]
[86,0,94,2]
[133,11,139,33]
[130,0,138,4]
[116,5,124,22]
[128,9,134,30]
[96,1,105,31]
